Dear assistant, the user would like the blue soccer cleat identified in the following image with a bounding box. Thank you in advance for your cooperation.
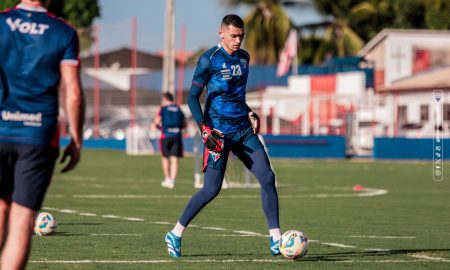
[165,231,182,258]
[270,237,281,256]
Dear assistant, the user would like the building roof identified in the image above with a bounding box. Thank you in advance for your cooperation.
[378,65,450,92]
[81,47,178,70]
[359,29,450,56]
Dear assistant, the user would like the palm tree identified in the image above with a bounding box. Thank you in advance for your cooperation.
[223,0,292,65]
[311,0,369,63]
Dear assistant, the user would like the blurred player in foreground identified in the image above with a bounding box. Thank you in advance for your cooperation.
[151,92,186,189]
[164,14,282,258]
[0,0,84,269]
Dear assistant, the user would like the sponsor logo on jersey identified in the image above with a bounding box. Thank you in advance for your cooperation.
[1,110,42,127]
[220,64,232,80]
[167,106,179,112]
[6,18,49,35]
[167,127,181,133]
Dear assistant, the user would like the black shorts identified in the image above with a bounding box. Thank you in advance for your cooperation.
[0,143,59,210]
[161,136,183,158]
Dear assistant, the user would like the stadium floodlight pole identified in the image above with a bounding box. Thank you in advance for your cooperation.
[291,29,298,76]
[130,16,137,128]
[94,23,100,138]
[162,0,175,94]
[176,24,186,105]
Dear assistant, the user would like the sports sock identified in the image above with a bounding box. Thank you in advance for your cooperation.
[171,222,185,237]
[270,228,281,241]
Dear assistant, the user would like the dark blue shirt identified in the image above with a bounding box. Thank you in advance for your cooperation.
[190,44,250,134]
[159,104,185,138]
[0,4,79,145]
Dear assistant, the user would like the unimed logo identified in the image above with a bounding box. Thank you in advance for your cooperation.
[1,110,42,126]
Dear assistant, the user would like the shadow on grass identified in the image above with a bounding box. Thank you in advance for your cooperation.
[182,248,450,262]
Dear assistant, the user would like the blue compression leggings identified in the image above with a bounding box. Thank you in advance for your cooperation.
[179,148,280,229]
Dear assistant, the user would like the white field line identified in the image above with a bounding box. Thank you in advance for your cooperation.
[49,187,387,200]
[347,235,416,239]
[202,227,227,231]
[28,259,440,264]
[363,248,391,252]
[90,234,142,236]
[320,242,357,249]
[149,221,171,225]
[232,231,265,236]
[41,206,412,255]
[209,235,265,237]
[410,254,450,262]
[78,213,97,217]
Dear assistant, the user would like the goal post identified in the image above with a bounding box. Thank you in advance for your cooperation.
[126,126,155,155]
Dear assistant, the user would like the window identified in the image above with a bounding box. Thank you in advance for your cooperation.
[398,105,407,124]
[444,104,450,121]
[420,105,429,122]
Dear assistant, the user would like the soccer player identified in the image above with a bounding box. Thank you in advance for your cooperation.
[0,0,84,269]
[151,92,186,189]
[164,14,281,258]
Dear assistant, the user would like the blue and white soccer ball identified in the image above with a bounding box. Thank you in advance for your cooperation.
[34,212,58,236]
[280,230,309,260]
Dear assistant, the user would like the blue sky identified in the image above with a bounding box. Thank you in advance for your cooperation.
[94,0,323,54]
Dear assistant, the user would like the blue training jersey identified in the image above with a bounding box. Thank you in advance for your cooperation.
[159,104,185,138]
[0,4,79,145]
[192,44,250,134]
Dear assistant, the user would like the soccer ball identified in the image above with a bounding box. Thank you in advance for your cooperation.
[279,230,309,260]
[34,212,57,236]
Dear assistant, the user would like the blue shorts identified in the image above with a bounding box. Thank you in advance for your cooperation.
[203,125,264,172]
[161,136,183,158]
[0,143,59,210]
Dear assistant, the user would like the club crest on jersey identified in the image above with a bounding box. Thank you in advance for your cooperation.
[240,59,247,68]
[6,18,49,35]
[209,151,221,162]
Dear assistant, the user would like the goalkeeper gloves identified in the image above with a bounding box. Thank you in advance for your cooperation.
[248,111,260,134]
[200,123,224,153]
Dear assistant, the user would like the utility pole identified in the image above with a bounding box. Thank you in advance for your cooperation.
[162,0,175,94]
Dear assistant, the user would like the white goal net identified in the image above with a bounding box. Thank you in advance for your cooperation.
[126,126,155,155]
[194,133,273,189]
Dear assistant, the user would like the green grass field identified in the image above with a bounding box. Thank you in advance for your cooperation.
[28,150,450,269]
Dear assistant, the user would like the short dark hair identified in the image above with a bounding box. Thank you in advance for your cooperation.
[163,92,174,102]
[221,14,244,29]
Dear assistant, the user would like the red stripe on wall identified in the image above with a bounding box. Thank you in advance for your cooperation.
[310,75,336,94]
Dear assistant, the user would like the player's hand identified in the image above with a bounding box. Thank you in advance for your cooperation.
[248,111,260,134]
[200,124,224,153]
[60,139,81,173]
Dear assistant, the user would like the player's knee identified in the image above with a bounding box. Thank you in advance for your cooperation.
[259,170,276,190]
[199,185,221,201]
[0,198,11,213]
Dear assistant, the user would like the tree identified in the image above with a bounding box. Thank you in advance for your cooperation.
[223,0,292,65]
[0,0,19,10]
[1,0,100,53]
[425,0,450,30]
[311,0,366,63]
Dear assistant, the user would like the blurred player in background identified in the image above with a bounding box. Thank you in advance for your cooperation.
[152,92,186,189]
[0,0,84,269]
[164,14,282,258]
